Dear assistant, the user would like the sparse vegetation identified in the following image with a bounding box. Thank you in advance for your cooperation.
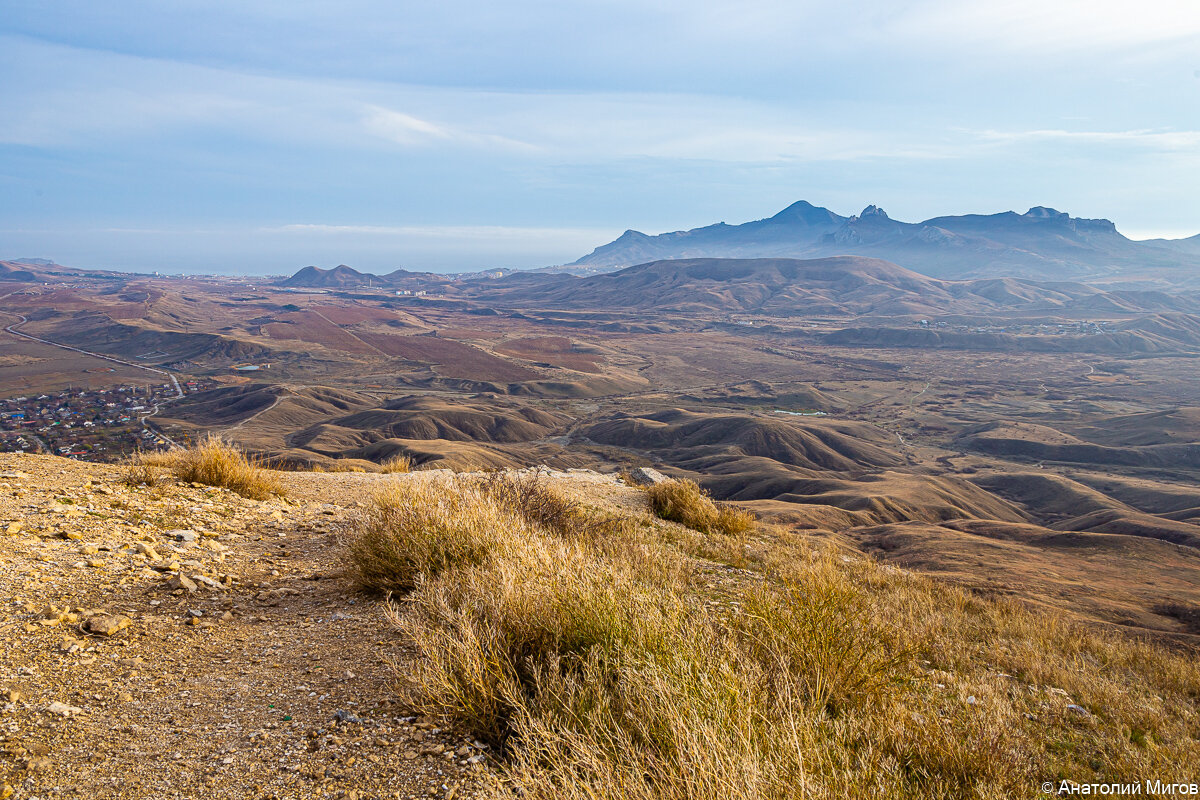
[380,453,415,474]
[646,478,755,535]
[351,474,1200,800]
[346,480,514,594]
[120,451,161,488]
[159,435,282,499]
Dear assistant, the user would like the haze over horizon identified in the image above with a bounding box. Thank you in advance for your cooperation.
[2,1,1199,274]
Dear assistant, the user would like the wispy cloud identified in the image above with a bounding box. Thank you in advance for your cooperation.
[885,0,1200,53]
[971,128,1200,151]
[360,105,538,152]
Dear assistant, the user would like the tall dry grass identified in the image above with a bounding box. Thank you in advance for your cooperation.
[162,435,282,499]
[346,480,515,594]
[380,453,415,474]
[349,473,1200,799]
[646,478,754,535]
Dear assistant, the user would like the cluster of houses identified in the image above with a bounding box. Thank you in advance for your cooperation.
[0,379,214,460]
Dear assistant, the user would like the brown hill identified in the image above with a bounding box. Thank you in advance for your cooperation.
[969,471,1200,549]
[582,408,903,472]
[315,395,570,444]
[959,422,1200,470]
[481,256,1198,320]
[278,265,373,288]
[29,312,270,364]
[160,384,378,431]
[846,519,1200,636]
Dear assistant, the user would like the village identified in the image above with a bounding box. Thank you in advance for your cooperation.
[0,379,216,460]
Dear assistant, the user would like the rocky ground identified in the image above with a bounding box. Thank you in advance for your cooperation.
[0,454,646,800]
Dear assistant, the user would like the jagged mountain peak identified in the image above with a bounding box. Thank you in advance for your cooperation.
[570,200,1194,281]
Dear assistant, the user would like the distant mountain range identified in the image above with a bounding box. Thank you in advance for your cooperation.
[571,201,1200,284]
[277,263,521,289]
[278,264,461,289]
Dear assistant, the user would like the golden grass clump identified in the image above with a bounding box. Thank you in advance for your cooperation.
[346,480,517,594]
[646,478,754,535]
[380,453,415,474]
[350,473,1200,800]
[166,435,282,500]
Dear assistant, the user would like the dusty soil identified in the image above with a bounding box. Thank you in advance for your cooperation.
[0,455,638,800]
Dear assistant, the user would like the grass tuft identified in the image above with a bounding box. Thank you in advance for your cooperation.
[120,451,162,488]
[346,480,516,594]
[380,453,415,474]
[163,435,282,500]
[646,478,754,535]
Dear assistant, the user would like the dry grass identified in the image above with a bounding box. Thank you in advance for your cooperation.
[646,478,755,535]
[349,474,1200,799]
[380,453,415,474]
[346,480,515,594]
[120,451,162,488]
[158,436,282,500]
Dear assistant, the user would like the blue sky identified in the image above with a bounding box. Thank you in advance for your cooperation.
[2,0,1198,274]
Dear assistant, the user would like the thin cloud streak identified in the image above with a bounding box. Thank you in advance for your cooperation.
[973,128,1200,150]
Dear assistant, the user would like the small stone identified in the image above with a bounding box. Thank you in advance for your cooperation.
[220,611,234,622]
[78,544,100,555]
[169,529,198,543]
[136,542,160,560]
[5,522,22,535]
[59,637,85,654]
[1066,704,1091,717]
[2,688,22,703]
[46,701,83,717]
[164,574,197,593]
[84,614,132,637]
[24,755,52,772]
[187,609,203,618]
[1,782,13,799]
[193,574,224,590]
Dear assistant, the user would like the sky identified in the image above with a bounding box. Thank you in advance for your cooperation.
[1,0,1198,274]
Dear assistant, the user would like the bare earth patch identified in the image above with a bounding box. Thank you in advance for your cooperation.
[0,454,496,800]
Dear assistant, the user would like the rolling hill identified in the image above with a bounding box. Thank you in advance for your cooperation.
[481,256,1200,321]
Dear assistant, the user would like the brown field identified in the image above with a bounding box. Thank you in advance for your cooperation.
[263,310,380,355]
[355,332,541,381]
[494,335,605,373]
